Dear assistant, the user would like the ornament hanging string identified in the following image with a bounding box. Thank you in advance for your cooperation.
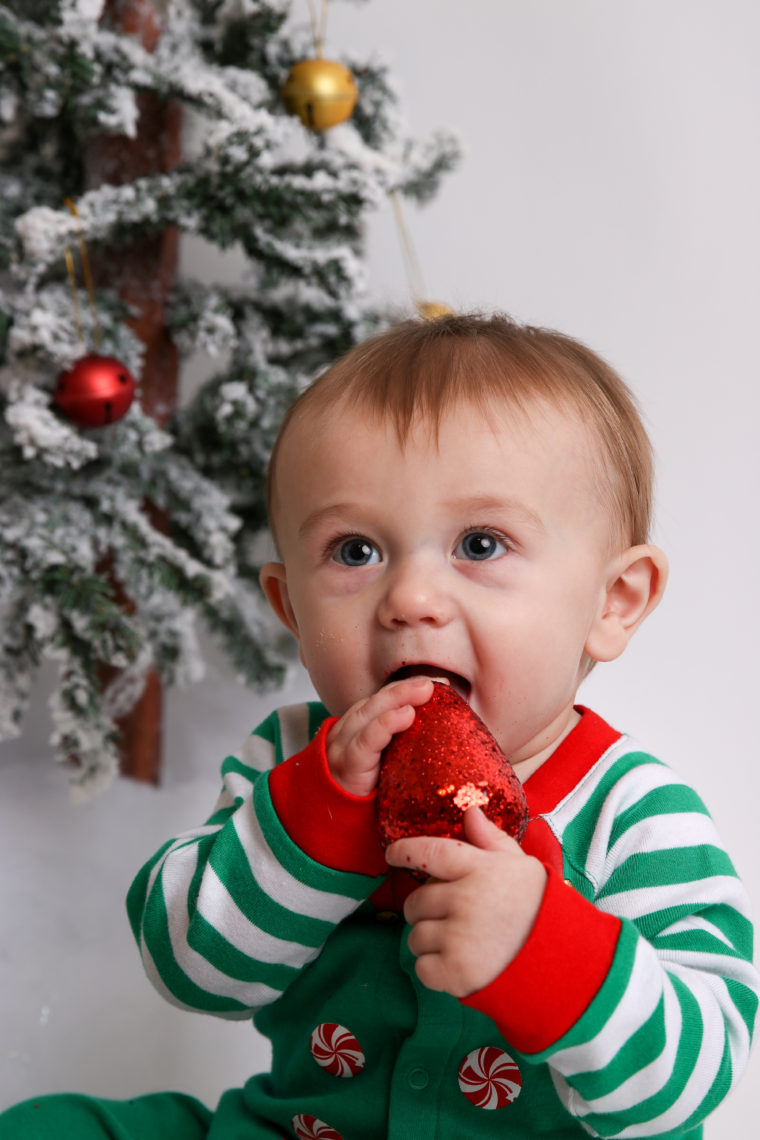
[390,191,426,305]
[63,245,84,348]
[390,190,454,320]
[63,198,102,351]
[306,0,330,56]
[56,196,136,429]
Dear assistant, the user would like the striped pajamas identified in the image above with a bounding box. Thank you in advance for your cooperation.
[2,704,755,1139]
[123,703,758,1138]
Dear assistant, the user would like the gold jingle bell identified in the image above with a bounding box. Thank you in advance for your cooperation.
[281,58,358,131]
[416,301,455,321]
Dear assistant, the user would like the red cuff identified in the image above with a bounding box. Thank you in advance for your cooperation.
[268,718,387,877]
[461,867,621,1054]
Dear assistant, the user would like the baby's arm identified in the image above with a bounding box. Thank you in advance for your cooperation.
[127,682,438,1019]
[126,702,392,1020]
[391,764,759,1137]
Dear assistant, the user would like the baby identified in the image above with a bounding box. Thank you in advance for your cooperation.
[2,313,757,1139]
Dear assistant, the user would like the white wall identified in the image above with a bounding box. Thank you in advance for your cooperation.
[2,1,758,1132]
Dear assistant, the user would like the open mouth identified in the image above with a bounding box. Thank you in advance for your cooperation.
[386,664,471,703]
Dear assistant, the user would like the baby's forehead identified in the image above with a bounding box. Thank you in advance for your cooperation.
[276,393,606,509]
[282,388,594,453]
[269,393,623,572]
[269,391,621,547]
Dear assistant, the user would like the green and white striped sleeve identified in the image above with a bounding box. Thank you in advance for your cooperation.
[551,751,758,1135]
[126,703,383,1019]
[468,741,758,1136]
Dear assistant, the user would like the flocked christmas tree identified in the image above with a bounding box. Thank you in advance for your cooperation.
[0,0,458,796]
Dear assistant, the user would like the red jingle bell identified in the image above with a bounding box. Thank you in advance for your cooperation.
[53,354,136,428]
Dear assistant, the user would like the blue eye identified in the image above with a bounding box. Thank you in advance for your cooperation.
[455,531,507,561]
[333,538,381,566]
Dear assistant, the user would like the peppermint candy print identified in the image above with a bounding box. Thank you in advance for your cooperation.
[310,1022,365,1078]
[291,1113,344,1140]
[458,1046,522,1109]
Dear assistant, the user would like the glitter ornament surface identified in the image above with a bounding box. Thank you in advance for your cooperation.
[376,682,528,848]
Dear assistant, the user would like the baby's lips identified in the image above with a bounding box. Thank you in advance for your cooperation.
[382,666,472,704]
[377,674,444,700]
[384,664,457,689]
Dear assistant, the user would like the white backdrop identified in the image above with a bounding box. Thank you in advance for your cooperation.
[1,1,758,1133]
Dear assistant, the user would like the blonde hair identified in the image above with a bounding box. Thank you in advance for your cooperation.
[267,312,654,548]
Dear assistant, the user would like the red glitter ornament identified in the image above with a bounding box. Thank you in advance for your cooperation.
[376,682,528,849]
[53,353,136,428]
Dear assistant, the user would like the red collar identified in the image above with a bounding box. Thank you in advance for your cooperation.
[523,706,622,817]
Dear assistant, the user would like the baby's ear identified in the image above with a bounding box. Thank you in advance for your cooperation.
[585,545,669,663]
[259,562,300,639]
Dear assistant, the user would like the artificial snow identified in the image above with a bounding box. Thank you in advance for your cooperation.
[4,387,99,469]
[0,0,458,797]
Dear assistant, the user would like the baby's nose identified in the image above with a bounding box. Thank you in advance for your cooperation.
[377,561,455,628]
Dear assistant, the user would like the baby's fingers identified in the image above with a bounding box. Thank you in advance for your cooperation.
[342,701,417,766]
[341,677,434,743]
[327,676,434,794]
[385,834,474,882]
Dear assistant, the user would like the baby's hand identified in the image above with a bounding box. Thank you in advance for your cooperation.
[326,676,435,797]
[385,807,547,998]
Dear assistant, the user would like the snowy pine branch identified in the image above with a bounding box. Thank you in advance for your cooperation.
[0,0,459,795]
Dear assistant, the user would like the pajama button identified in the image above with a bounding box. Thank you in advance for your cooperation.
[458,1047,522,1108]
[408,1066,429,1090]
[291,1113,344,1139]
[310,1023,365,1077]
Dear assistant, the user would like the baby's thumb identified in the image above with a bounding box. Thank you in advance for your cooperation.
[463,806,517,852]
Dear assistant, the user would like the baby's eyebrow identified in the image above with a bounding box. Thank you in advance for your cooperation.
[446,495,545,532]
[298,504,362,541]
[297,496,544,541]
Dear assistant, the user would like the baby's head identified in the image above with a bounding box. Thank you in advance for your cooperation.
[267,312,654,554]
[261,313,667,766]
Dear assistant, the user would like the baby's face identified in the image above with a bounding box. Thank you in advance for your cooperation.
[264,397,621,770]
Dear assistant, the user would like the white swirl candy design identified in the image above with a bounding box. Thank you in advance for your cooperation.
[291,1113,344,1140]
[309,1022,365,1078]
[458,1046,522,1108]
